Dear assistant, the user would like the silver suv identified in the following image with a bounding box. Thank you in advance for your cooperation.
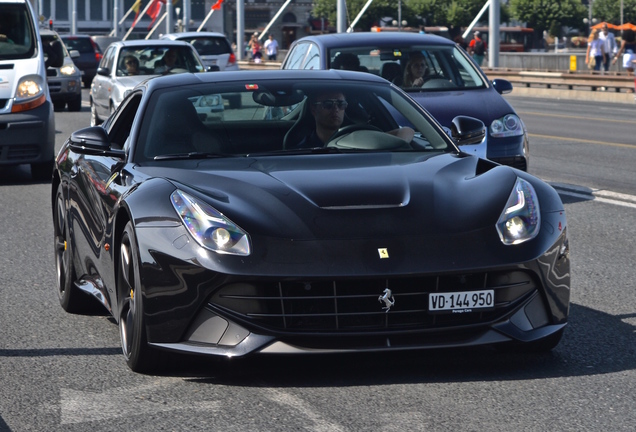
[41,29,82,112]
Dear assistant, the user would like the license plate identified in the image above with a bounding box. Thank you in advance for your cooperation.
[429,290,494,313]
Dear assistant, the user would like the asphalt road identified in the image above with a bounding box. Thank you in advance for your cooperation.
[0,91,635,431]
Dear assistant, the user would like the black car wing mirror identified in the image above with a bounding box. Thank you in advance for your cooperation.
[69,126,125,158]
[451,116,486,146]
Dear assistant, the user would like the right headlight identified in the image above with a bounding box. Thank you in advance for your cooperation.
[490,114,524,138]
[170,190,251,256]
[496,177,540,245]
[12,74,46,113]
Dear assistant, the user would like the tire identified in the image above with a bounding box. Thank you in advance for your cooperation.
[90,101,101,126]
[68,95,82,112]
[53,101,66,112]
[118,221,159,373]
[31,159,54,182]
[54,183,94,313]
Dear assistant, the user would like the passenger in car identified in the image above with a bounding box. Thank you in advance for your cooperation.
[154,48,178,74]
[402,52,429,87]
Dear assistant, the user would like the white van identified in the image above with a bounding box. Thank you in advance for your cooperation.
[0,0,63,180]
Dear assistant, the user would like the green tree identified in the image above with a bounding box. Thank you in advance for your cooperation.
[311,0,510,36]
[593,0,636,26]
[509,0,586,37]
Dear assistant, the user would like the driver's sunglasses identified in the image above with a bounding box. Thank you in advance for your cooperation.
[126,60,136,65]
[314,99,348,110]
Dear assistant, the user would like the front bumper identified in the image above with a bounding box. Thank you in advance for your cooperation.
[0,101,56,166]
[48,74,82,103]
[486,133,529,171]
[134,213,570,358]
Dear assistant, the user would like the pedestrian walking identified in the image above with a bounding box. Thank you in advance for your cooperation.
[468,31,486,66]
[586,29,605,72]
[264,34,279,61]
[599,24,617,73]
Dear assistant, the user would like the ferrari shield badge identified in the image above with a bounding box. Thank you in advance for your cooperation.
[378,248,389,259]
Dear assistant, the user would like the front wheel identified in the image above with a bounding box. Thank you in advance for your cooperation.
[118,221,159,373]
[54,183,93,313]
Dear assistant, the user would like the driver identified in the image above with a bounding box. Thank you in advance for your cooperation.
[154,48,178,74]
[295,91,414,148]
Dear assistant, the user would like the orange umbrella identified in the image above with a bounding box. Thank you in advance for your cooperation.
[592,22,620,30]
[618,23,636,31]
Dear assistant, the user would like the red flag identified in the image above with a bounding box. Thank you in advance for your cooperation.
[211,0,223,10]
[147,0,165,29]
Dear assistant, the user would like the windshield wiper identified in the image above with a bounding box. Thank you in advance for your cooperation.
[247,147,360,157]
[153,152,227,160]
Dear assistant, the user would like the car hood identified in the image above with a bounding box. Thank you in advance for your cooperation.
[408,88,516,128]
[138,153,519,240]
[115,75,151,88]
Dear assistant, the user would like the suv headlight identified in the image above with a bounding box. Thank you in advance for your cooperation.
[490,114,524,138]
[171,190,251,256]
[60,64,78,76]
[496,178,540,245]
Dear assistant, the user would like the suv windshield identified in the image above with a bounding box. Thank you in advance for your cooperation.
[328,46,487,91]
[0,3,36,60]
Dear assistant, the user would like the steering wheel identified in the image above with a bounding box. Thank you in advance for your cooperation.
[328,124,383,143]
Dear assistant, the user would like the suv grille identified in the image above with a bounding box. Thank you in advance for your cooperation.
[210,270,537,333]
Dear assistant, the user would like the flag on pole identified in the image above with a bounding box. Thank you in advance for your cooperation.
[211,0,223,10]
[131,0,143,26]
[147,0,165,29]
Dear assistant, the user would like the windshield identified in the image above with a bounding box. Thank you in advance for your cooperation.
[116,46,205,76]
[328,45,486,91]
[0,3,36,60]
[135,79,453,162]
[182,36,232,56]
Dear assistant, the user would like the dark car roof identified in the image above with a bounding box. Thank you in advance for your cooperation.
[140,68,390,92]
[292,32,454,49]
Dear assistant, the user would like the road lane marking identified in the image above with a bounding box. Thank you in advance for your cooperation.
[529,133,635,149]
[550,183,636,209]
[518,111,634,124]
[60,382,220,424]
[265,388,346,432]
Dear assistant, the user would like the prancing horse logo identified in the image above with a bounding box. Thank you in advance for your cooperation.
[378,288,395,312]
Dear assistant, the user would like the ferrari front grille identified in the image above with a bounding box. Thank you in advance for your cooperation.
[210,270,538,333]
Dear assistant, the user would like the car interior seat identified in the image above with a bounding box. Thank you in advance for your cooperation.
[380,62,402,84]
[146,95,222,158]
[282,99,312,149]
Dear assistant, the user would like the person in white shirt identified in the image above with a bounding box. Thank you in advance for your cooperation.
[586,29,605,72]
[264,34,279,61]
[598,23,617,73]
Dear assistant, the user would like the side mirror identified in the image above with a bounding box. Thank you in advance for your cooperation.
[44,40,64,69]
[207,65,221,72]
[492,79,513,95]
[97,67,110,77]
[69,127,125,158]
[451,116,486,146]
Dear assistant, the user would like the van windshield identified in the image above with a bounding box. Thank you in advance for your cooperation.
[0,3,36,60]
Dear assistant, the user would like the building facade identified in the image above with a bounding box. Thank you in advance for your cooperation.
[36,0,321,49]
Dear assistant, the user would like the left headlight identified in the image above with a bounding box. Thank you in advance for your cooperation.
[171,190,251,256]
[496,178,540,245]
[490,114,524,138]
